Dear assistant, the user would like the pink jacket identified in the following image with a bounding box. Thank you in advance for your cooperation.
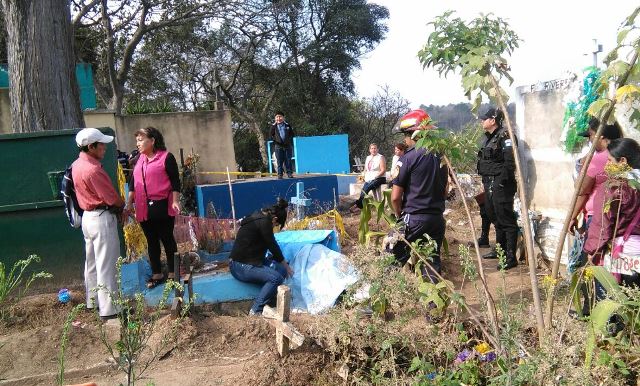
[132,150,178,221]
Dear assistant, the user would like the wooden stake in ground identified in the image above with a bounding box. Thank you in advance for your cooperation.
[226,166,237,233]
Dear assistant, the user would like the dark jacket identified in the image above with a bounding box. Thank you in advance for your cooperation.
[270,121,295,148]
[229,211,286,266]
[477,126,517,186]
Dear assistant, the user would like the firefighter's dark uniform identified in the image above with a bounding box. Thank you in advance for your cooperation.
[477,125,518,267]
[391,146,448,280]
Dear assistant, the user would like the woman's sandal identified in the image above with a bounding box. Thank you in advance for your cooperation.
[146,275,166,289]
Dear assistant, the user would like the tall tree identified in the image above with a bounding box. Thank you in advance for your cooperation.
[0,0,84,132]
[72,0,232,114]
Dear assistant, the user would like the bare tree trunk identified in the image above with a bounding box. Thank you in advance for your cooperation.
[1,0,84,132]
[250,121,269,168]
[489,74,546,345]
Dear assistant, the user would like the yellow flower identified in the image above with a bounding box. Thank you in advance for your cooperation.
[541,275,558,289]
[475,342,491,354]
[604,161,632,179]
[584,267,594,281]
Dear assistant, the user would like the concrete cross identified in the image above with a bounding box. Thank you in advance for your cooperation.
[290,182,311,220]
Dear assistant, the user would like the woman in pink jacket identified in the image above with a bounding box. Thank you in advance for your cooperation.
[125,127,181,288]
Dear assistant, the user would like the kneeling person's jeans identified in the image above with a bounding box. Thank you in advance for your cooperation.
[229,258,288,313]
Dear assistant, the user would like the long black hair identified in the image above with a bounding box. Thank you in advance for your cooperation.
[608,138,640,169]
[263,198,288,229]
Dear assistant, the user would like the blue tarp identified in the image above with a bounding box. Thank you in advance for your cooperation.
[273,230,358,313]
[287,244,359,314]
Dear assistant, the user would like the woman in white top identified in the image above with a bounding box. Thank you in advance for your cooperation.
[355,143,386,208]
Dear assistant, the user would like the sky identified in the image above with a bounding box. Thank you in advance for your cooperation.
[352,0,636,108]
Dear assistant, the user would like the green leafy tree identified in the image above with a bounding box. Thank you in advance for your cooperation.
[418,11,546,344]
[547,6,640,327]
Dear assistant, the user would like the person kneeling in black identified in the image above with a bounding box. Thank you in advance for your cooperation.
[229,199,294,316]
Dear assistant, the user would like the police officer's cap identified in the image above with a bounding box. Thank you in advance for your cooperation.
[480,108,504,125]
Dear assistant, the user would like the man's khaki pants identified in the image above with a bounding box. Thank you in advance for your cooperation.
[81,210,120,317]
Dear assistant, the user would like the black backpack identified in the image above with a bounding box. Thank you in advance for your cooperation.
[60,167,83,228]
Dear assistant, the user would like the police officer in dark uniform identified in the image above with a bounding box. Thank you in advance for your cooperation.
[477,107,518,270]
[390,110,449,281]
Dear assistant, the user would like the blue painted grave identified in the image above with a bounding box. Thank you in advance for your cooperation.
[196,175,338,219]
[121,230,341,306]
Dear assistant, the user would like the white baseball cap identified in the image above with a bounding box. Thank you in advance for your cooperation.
[75,128,114,147]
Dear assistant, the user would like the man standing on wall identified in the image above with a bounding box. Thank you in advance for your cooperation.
[390,109,448,281]
[477,107,519,270]
[270,111,296,179]
[72,128,125,320]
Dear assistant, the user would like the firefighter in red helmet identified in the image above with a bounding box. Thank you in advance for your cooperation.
[390,109,448,281]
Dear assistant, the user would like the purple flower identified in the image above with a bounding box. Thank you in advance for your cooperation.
[481,351,497,362]
[454,349,473,364]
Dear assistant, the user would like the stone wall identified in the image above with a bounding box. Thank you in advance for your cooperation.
[85,109,236,184]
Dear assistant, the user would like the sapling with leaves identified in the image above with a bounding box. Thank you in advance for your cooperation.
[418,10,546,344]
[547,6,640,327]
[97,257,194,386]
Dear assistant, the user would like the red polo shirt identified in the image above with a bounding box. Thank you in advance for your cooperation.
[71,152,122,211]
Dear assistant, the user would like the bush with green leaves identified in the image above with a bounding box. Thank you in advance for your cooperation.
[0,254,52,322]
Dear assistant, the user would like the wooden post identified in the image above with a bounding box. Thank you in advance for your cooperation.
[276,285,291,357]
[171,252,183,317]
[226,166,237,234]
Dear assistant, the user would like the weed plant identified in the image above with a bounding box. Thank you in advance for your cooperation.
[0,255,52,323]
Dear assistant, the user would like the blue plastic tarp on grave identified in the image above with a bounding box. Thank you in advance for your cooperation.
[274,229,340,260]
[273,230,358,314]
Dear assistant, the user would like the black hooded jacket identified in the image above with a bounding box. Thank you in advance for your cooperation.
[228,211,286,266]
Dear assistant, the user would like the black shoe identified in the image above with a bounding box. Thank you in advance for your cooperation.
[288,174,294,178]
[499,259,518,270]
[477,237,490,248]
[482,250,498,259]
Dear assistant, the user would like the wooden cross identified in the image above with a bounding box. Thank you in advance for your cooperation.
[264,285,305,357]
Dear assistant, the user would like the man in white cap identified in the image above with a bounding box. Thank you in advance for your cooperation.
[72,128,125,320]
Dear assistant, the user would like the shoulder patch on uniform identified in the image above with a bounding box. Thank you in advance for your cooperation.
[504,139,512,147]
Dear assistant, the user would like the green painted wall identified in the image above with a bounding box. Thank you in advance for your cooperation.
[0,63,97,110]
[0,128,121,286]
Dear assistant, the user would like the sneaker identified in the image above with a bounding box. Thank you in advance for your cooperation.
[482,250,498,259]
[248,309,262,316]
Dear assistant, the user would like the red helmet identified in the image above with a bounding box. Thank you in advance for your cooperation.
[393,109,434,134]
